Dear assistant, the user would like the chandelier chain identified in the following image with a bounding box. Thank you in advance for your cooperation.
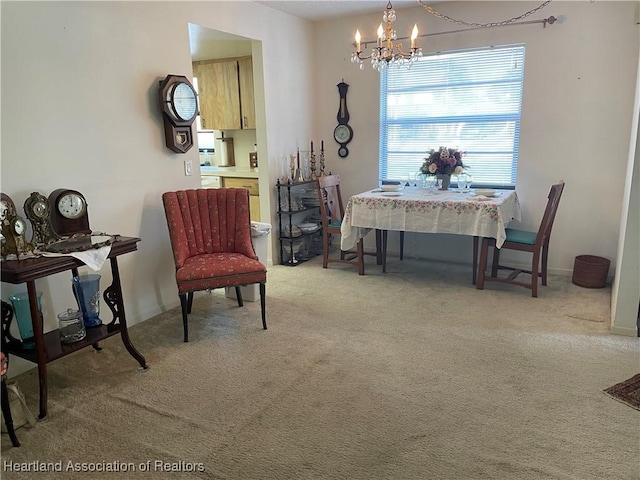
[415,0,553,28]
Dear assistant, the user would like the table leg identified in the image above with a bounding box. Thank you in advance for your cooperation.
[104,257,148,370]
[382,230,388,274]
[375,230,383,265]
[27,281,48,420]
[472,236,479,285]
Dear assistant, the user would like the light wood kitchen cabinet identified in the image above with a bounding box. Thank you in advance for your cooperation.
[193,56,255,130]
[237,57,255,129]
[223,177,260,221]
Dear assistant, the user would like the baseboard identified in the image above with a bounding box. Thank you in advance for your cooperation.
[610,325,638,337]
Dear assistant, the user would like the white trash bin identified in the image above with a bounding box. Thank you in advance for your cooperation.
[225,221,271,302]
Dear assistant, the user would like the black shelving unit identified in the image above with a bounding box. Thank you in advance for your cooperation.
[276,179,322,266]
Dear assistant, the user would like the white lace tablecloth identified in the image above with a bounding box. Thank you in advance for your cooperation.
[340,187,522,251]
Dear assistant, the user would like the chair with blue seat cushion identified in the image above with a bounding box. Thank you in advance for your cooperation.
[316,175,368,275]
[162,188,267,342]
[476,181,565,297]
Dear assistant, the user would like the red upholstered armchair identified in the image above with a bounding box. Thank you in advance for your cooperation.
[162,188,267,342]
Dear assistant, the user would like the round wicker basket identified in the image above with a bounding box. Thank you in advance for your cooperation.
[572,255,610,288]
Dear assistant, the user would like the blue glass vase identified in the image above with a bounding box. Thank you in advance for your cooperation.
[9,291,42,350]
[72,274,103,328]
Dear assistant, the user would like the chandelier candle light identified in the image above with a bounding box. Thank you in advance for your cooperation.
[352,1,422,71]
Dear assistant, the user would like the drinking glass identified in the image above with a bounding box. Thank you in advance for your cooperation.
[464,174,473,190]
[457,173,468,191]
[423,175,437,194]
[407,172,420,187]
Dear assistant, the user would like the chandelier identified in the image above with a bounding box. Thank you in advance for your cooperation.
[351,1,422,71]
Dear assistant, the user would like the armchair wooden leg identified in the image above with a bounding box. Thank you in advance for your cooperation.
[259,283,267,330]
[179,293,189,342]
[187,292,194,314]
[235,287,244,307]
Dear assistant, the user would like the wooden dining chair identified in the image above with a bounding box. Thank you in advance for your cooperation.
[476,181,565,297]
[316,175,369,275]
[162,188,267,342]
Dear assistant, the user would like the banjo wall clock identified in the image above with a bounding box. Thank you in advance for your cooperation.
[333,81,353,158]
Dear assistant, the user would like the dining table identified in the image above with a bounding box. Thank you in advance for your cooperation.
[340,186,522,280]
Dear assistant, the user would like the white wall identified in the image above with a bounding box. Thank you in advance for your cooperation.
[1,1,315,374]
[611,36,640,337]
[313,1,639,277]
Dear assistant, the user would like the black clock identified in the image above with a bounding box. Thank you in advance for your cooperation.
[48,188,91,237]
[334,81,353,158]
[158,74,198,154]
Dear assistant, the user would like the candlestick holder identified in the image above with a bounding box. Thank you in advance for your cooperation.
[293,150,304,183]
[309,151,317,180]
[319,149,327,177]
[289,154,296,182]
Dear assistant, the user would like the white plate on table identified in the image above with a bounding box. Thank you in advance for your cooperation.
[473,189,497,197]
[381,191,403,197]
[381,184,404,192]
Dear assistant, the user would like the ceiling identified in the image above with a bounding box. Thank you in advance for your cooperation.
[254,0,420,22]
[189,0,425,58]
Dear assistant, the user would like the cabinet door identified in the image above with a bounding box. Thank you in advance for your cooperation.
[238,57,256,130]
[223,177,260,221]
[193,60,241,130]
[249,195,260,222]
[223,177,259,195]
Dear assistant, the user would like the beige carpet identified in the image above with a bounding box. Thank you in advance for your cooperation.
[2,256,639,479]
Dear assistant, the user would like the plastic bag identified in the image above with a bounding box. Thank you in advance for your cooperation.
[1,380,37,432]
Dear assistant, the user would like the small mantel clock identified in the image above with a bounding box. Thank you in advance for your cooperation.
[158,74,198,154]
[1,193,33,259]
[24,191,61,247]
[48,188,91,237]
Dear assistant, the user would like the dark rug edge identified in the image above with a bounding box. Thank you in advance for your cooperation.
[603,373,640,411]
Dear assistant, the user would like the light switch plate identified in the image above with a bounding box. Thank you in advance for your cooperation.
[184,160,193,176]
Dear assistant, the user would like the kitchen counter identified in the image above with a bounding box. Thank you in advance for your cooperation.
[200,166,259,178]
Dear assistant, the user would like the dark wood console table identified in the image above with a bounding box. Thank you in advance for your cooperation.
[1,236,148,419]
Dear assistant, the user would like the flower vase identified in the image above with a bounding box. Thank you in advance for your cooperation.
[437,174,451,190]
[8,291,42,350]
[72,274,103,327]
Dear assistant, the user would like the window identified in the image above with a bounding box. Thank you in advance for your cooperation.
[379,44,525,188]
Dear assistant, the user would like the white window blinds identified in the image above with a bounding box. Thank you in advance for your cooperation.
[379,44,525,187]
